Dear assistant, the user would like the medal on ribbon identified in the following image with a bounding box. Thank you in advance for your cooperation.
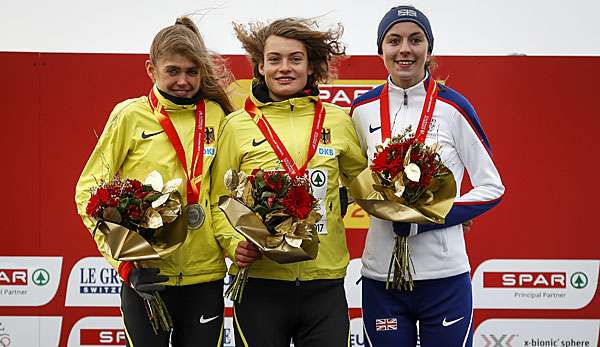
[148,88,207,229]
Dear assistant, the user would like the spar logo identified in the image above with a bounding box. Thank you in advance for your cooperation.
[0,269,49,286]
[483,272,567,288]
[0,269,27,286]
[472,259,599,309]
[481,334,517,347]
[318,84,379,108]
[483,271,589,289]
[80,329,126,346]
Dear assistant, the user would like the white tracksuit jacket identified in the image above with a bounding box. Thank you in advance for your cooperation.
[350,75,505,281]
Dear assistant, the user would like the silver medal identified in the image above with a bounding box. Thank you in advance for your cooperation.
[187,204,205,229]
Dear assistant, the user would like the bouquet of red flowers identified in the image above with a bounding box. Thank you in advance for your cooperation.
[86,170,187,333]
[219,169,321,302]
[370,127,451,207]
[350,127,456,290]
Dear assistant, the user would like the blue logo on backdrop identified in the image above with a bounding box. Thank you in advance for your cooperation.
[79,267,121,294]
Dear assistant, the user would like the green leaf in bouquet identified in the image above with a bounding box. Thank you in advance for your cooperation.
[144,192,162,203]
[271,202,284,210]
[121,197,139,208]
[253,204,269,217]
[255,175,266,189]
[261,191,275,199]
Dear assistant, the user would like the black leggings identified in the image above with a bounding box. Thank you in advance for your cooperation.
[121,280,224,347]
[233,278,349,347]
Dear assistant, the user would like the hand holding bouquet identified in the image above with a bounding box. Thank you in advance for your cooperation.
[350,127,456,290]
[219,169,321,303]
[86,171,188,333]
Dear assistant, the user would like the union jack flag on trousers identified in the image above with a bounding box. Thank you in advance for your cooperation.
[375,318,398,331]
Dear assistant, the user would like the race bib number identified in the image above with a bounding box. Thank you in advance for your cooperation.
[308,168,328,235]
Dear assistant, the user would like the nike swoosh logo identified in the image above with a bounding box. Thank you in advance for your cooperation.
[369,125,381,133]
[141,130,164,139]
[252,138,267,146]
[442,316,464,327]
[199,315,220,324]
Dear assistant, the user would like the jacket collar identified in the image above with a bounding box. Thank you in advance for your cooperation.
[387,71,431,96]
[249,79,320,109]
[152,84,201,111]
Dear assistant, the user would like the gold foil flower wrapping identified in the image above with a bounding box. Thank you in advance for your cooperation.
[89,170,187,333]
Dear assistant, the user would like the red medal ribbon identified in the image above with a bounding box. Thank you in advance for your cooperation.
[379,78,438,144]
[148,88,205,204]
[244,97,325,178]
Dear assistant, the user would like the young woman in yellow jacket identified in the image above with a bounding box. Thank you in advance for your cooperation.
[210,18,367,347]
[75,17,235,347]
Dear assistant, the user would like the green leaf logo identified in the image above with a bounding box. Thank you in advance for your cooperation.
[311,170,326,188]
[570,272,588,289]
[32,269,50,286]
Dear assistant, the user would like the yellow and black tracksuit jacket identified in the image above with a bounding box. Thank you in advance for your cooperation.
[75,85,236,286]
[210,83,367,281]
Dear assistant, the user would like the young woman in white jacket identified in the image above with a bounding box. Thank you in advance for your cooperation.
[350,6,504,347]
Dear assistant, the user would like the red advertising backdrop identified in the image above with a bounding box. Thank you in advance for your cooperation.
[0,52,599,346]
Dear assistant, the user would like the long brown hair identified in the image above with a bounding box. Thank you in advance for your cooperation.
[150,16,234,113]
[233,17,346,89]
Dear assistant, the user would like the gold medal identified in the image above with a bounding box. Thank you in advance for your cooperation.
[186,204,205,229]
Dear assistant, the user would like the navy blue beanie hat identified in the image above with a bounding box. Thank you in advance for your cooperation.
[377,6,434,54]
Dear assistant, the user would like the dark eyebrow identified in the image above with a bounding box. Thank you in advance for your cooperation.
[387,31,425,39]
[266,51,305,56]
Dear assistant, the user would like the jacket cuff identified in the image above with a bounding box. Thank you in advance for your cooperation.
[118,261,134,284]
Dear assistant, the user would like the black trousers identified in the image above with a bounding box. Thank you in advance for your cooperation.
[121,280,224,347]
[233,278,349,347]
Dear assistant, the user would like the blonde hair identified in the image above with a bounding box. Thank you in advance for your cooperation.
[233,18,346,89]
[150,16,234,113]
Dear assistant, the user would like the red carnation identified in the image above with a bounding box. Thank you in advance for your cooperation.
[372,146,405,179]
[127,205,142,221]
[86,194,101,217]
[135,188,149,200]
[280,185,315,220]
[129,179,142,191]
